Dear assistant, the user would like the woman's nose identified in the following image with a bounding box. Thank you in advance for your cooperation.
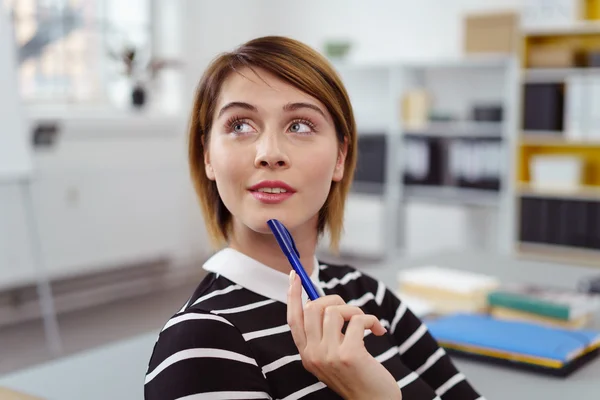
[254,133,290,169]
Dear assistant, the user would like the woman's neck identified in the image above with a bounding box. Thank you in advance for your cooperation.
[228,219,319,276]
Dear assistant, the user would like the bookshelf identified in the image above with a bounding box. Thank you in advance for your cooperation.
[403,121,504,138]
[515,19,600,266]
[398,58,519,255]
[323,58,519,260]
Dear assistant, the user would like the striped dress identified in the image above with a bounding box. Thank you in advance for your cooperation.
[145,248,484,400]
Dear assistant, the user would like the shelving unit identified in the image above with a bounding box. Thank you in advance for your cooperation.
[323,57,519,261]
[403,185,500,207]
[522,67,600,82]
[519,132,600,145]
[403,121,503,138]
[398,58,519,255]
[515,20,600,266]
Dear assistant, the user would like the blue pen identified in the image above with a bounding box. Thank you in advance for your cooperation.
[267,219,321,300]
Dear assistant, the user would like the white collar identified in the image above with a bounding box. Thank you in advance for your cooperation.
[202,248,325,304]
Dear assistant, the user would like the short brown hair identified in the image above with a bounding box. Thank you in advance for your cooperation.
[188,36,357,251]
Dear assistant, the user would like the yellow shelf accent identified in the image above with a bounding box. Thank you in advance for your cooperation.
[587,0,600,20]
[520,133,600,146]
[517,11,600,267]
[438,340,564,369]
[517,140,600,184]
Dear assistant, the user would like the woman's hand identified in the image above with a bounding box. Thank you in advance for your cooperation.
[287,271,402,400]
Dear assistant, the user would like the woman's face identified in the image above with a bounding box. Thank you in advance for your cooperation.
[205,67,346,236]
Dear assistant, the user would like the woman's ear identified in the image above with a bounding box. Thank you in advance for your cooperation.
[202,135,216,181]
[332,137,348,182]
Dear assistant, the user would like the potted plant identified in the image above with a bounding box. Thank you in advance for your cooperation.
[108,44,181,109]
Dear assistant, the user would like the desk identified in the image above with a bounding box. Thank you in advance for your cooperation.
[365,251,600,400]
[0,332,156,400]
[0,251,598,400]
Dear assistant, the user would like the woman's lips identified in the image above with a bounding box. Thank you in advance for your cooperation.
[249,190,294,204]
[248,180,296,204]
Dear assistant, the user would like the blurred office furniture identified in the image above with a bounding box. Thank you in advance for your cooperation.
[522,0,600,30]
[0,6,62,356]
[0,386,41,400]
[1,250,598,400]
[324,55,518,258]
[397,266,500,315]
[488,284,600,329]
[326,57,519,261]
[319,64,402,260]
[516,19,600,266]
[0,331,152,400]
[464,11,519,54]
[398,58,519,255]
[0,112,211,329]
[580,275,600,294]
[368,251,600,396]
[353,133,387,195]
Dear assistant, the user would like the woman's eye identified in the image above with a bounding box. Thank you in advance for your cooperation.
[232,122,254,134]
[289,122,312,134]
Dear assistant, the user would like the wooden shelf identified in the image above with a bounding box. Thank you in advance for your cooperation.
[517,182,600,201]
[403,55,512,70]
[404,185,499,206]
[404,121,503,138]
[517,242,600,268]
[523,21,600,36]
[520,133,600,147]
[523,67,600,83]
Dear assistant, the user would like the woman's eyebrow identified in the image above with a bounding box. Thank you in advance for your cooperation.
[217,101,257,118]
[283,102,326,118]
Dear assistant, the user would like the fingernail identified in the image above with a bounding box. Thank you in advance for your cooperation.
[289,270,296,285]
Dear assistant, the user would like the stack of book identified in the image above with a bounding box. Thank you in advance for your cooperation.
[426,313,600,377]
[397,266,500,315]
[487,284,600,329]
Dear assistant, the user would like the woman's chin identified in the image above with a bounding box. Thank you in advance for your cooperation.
[244,215,302,235]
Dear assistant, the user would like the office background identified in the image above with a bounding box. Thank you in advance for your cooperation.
[1,1,600,399]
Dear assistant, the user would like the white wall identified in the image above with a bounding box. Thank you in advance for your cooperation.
[0,114,211,289]
[182,0,521,77]
[261,0,521,63]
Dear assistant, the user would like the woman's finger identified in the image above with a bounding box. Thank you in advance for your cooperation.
[287,271,307,350]
[322,305,365,346]
[343,314,387,346]
[304,295,345,345]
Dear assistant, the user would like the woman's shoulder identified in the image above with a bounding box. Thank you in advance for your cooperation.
[317,259,381,287]
[317,260,388,305]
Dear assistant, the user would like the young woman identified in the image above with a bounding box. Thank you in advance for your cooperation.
[145,36,484,400]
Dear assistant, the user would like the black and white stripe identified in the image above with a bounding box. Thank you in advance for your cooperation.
[145,262,484,400]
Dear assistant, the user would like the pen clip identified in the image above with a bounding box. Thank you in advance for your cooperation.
[281,224,300,258]
[267,219,300,258]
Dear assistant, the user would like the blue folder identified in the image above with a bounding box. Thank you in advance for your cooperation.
[426,314,600,376]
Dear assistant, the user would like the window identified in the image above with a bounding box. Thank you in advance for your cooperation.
[3,0,151,104]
